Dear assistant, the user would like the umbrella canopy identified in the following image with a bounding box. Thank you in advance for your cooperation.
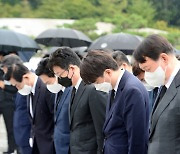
[17,51,36,62]
[35,28,92,48]
[88,33,143,55]
[0,29,40,52]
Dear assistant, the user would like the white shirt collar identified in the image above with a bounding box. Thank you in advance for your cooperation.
[114,68,125,93]
[75,77,82,90]
[31,74,38,95]
[165,64,180,89]
[61,86,65,92]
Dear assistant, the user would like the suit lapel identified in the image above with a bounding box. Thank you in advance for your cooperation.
[70,81,86,124]
[103,71,127,130]
[55,88,71,123]
[150,70,180,138]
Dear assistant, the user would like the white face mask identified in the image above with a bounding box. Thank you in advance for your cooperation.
[144,66,166,87]
[94,82,112,93]
[18,85,32,95]
[47,83,63,93]
[142,81,155,91]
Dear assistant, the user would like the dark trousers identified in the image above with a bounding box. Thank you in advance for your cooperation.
[20,145,32,154]
[0,106,16,152]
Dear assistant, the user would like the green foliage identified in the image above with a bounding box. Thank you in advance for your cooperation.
[61,18,97,31]
[127,0,155,23]
[60,18,99,40]
[149,0,180,26]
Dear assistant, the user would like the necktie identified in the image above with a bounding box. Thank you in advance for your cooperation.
[70,87,76,110]
[30,92,34,103]
[110,89,115,109]
[55,90,63,111]
[153,85,167,112]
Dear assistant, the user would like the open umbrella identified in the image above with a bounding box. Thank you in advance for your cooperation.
[17,51,36,62]
[0,29,40,52]
[88,33,143,55]
[35,28,92,48]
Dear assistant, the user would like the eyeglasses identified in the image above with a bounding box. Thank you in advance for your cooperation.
[54,70,67,79]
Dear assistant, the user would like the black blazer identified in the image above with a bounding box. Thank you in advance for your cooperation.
[27,78,55,154]
[69,80,108,154]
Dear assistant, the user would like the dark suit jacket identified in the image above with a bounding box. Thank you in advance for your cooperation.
[27,78,55,154]
[13,93,31,147]
[69,80,107,154]
[0,69,17,108]
[148,70,180,154]
[54,87,72,154]
[103,71,149,154]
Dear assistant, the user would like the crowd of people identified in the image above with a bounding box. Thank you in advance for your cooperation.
[0,34,180,154]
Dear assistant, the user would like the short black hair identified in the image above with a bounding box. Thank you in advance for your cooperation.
[112,50,130,66]
[5,63,29,82]
[133,34,174,63]
[80,50,119,84]
[48,47,81,71]
[35,57,54,77]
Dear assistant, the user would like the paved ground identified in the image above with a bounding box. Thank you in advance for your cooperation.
[0,116,7,154]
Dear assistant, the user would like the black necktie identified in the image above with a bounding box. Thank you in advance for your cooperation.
[153,85,167,112]
[70,87,76,108]
[55,90,63,111]
[30,92,34,104]
[110,89,115,109]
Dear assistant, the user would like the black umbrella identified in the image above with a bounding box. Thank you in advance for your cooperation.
[35,28,92,48]
[88,33,143,55]
[0,29,40,52]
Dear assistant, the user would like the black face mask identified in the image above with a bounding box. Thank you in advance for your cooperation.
[58,77,72,88]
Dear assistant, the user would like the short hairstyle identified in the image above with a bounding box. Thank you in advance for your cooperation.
[133,34,174,63]
[1,54,23,67]
[5,63,29,82]
[48,47,81,71]
[132,61,144,76]
[80,50,119,84]
[112,50,130,66]
[35,57,54,77]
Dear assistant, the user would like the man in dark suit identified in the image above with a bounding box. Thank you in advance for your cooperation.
[133,34,180,154]
[36,57,72,154]
[1,53,32,154]
[48,47,107,154]
[80,50,149,154]
[13,94,32,154]
[3,61,55,154]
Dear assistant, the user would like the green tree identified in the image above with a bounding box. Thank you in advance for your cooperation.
[127,0,155,23]
[149,0,180,26]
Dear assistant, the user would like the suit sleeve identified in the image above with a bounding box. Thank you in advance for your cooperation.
[123,88,149,154]
[89,87,108,154]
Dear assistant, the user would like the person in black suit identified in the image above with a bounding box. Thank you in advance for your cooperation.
[0,53,18,154]
[1,54,32,154]
[2,61,55,154]
[36,57,72,154]
[48,47,108,154]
